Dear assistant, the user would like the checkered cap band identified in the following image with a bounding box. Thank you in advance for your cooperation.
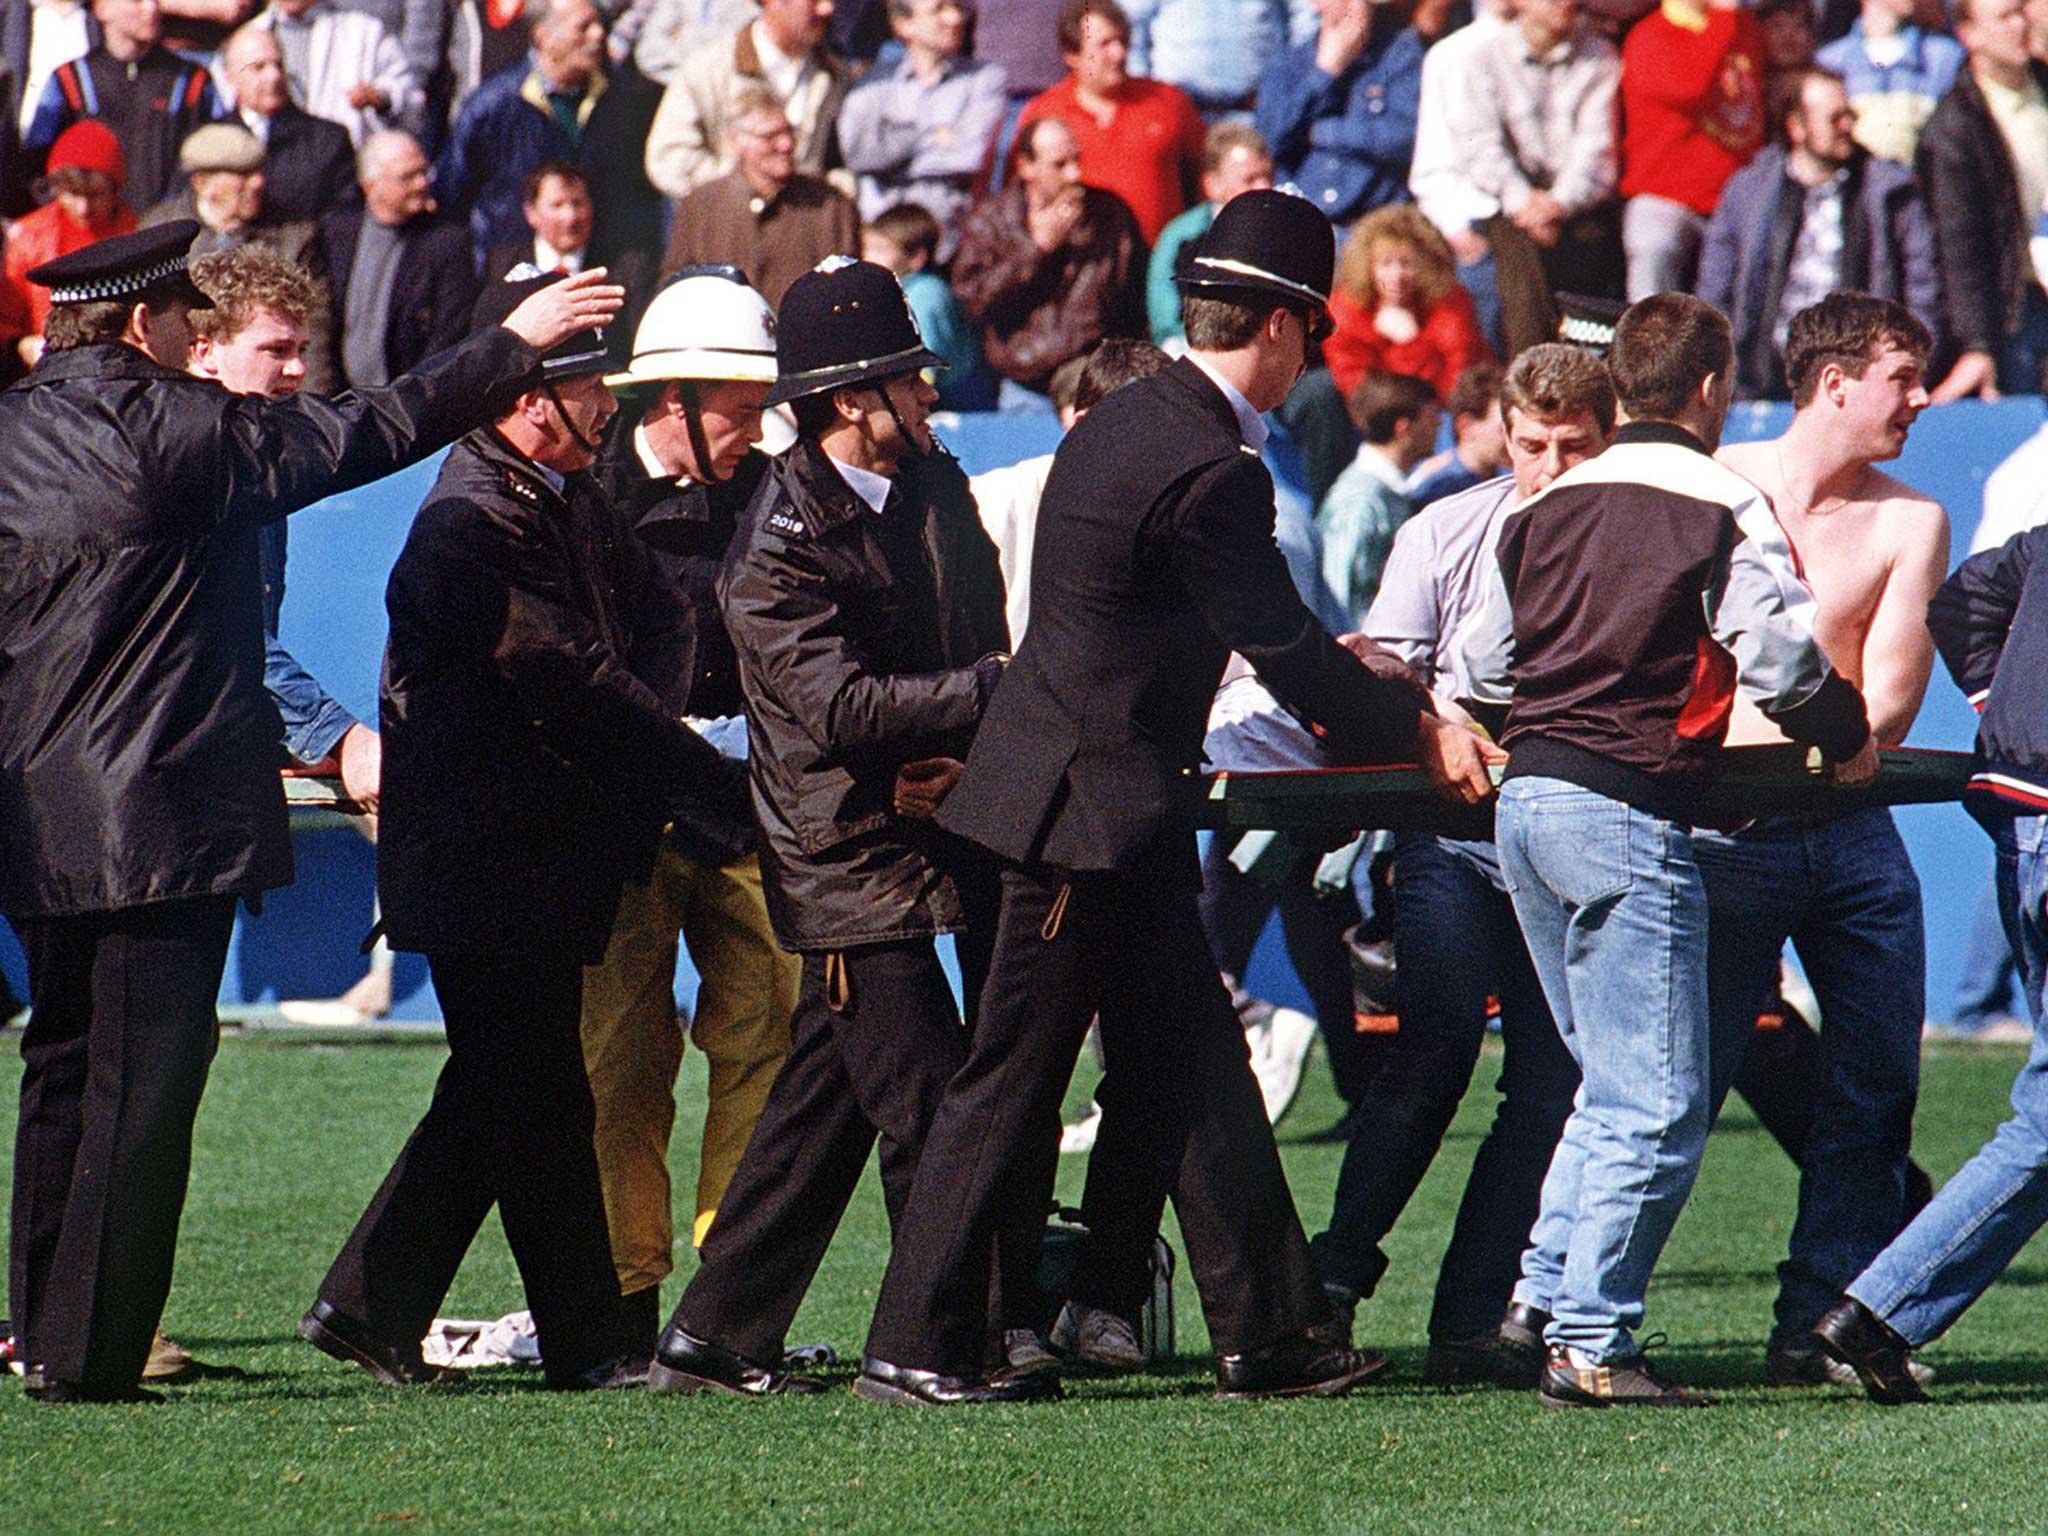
[47,253,190,305]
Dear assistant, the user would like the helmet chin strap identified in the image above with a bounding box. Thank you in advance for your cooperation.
[675,379,723,484]
[865,378,959,473]
[544,379,605,458]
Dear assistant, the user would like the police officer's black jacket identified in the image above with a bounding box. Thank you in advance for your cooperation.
[937,358,1426,885]
[717,434,1009,952]
[593,417,767,865]
[0,326,538,919]
[376,427,749,962]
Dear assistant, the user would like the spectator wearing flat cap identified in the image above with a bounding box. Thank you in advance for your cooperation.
[0,118,135,375]
[22,0,222,214]
[645,256,1026,1404]
[142,121,338,389]
[861,188,1489,1406]
[0,220,623,1404]
[304,266,746,1396]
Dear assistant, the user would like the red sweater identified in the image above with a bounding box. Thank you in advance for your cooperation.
[1015,76,1204,244]
[0,201,140,347]
[1619,3,1765,214]
[1325,285,1494,402]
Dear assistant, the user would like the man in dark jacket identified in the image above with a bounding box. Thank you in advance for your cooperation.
[0,221,618,1403]
[1917,0,2048,399]
[217,23,357,225]
[573,267,800,1344]
[646,259,1034,1404]
[321,129,477,388]
[303,270,742,1394]
[861,190,1495,1404]
[1698,66,1942,399]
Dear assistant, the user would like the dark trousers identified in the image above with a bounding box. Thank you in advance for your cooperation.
[1308,835,1577,1339]
[10,895,235,1389]
[865,863,1328,1376]
[672,938,994,1366]
[315,952,630,1384]
[1198,836,1373,1105]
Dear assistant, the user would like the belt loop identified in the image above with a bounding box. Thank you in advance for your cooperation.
[825,950,852,1013]
[1040,880,1072,942]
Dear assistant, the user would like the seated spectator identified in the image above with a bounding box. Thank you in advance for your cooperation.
[1318,368,1439,626]
[1920,0,2048,399]
[1325,203,1492,400]
[1619,0,1766,298]
[247,0,421,145]
[644,0,848,200]
[322,128,476,386]
[331,0,446,128]
[437,0,667,278]
[486,159,596,278]
[0,118,134,374]
[1015,0,1205,243]
[1815,0,1962,163]
[951,114,1146,406]
[971,336,1171,640]
[218,23,357,221]
[1146,121,1274,344]
[1450,0,1625,347]
[1255,0,1423,225]
[1405,358,1508,508]
[862,199,997,409]
[661,87,859,303]
[1123,0,1300,118]
[23,0,220,212]
[1407,0,1515,347]
[1698,65,1941,398]
[142,121,337,389]
[633,0,755,85]
[837,0,1007,262]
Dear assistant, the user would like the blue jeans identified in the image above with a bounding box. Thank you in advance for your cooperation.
[1497,777,1712,1361]
[1849,811,2048,1346]
[1952,872,2022,1030]
[1311,832,1578,1339]
[1690,809,1924,1344]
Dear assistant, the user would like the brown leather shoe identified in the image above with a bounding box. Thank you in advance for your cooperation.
[1214,1334,1390,1400]
[1812,1299,1930,1405]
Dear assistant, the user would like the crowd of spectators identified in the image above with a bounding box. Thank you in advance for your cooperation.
[2,0,2047,506]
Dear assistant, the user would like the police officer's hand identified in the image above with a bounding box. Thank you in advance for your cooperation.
[1828,734,1881,788]
[1417,713,1502,806]
[500,267,627,353]
[894,756,965,818]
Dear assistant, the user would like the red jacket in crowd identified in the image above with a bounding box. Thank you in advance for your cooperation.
[1620,1,1766,215]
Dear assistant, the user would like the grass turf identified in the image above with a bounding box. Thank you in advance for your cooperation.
[5,1035,2047,1534]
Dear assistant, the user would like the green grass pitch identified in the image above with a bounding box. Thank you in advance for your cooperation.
[5,1035,2047,1534]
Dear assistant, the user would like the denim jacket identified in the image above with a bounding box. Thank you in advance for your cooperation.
[261,520,358,765]
[1255,20,1423,223]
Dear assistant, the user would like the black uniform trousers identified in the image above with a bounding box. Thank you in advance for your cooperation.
[315,953,631,1384]
[10,894,235,1389]
[671,936,1002,1367]
[865,862,1329,1376]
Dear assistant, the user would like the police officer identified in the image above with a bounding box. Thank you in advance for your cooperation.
[0,224,619,1403]
[576,267,801,1345]
[301,269,745,1393]
[646,259,1036,1404]
[862,190,1497,1401]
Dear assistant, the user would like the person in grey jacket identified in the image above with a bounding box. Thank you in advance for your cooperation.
[1697,65,1942,400]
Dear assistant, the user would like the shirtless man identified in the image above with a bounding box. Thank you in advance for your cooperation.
[1705,293,1948,1387]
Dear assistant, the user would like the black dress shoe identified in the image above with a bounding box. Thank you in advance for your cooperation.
[853,1356,1063,1405]
[300,1300,461,1387]
[648,1326,826,1396]
[550,1352,651,1391]
[1214,1334,1390,1399]
[24,1379,164,1404]
[1813,1299,1930,1405]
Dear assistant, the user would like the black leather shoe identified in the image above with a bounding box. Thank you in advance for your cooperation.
[1495,1302,1549,1387]
[1813,1299,1930,1405]
[1214,1334,1390,1399]
[550,1352,651,1391]
[299,1300,461,1387]
[648,1326,827,1396]
[24,1379,164,1404]
[853,1356,1062,1405]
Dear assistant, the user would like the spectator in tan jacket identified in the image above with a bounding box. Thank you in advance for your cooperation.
[643,0,849,199]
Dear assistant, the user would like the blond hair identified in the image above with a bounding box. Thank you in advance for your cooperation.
[1334,204,1457,313]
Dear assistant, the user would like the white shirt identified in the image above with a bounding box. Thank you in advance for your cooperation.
[1409,8,1508,236]
[1187,353,1269,450]
[1974,421,2048,554]
[827,453,892,512]
[239,106,274,144]
[533,237,586,273]
[971,451,1056,643]
[749,17,814,105]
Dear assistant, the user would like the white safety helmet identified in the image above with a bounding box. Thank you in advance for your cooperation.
[604,265,779,392]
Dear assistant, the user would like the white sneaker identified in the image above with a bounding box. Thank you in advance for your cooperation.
[1251,1005,1317,1124]
[1060,1102,1103,1154]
